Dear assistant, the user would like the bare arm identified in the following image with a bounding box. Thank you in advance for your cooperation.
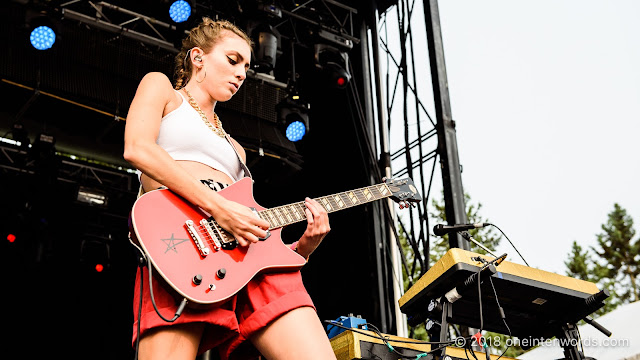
[123,72,269,246]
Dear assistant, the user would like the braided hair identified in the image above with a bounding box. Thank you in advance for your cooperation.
[174,18,253,90]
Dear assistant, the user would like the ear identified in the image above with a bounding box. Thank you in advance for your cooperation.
[191,47,205,65]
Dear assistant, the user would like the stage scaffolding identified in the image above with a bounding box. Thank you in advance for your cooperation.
[369,0,470,336]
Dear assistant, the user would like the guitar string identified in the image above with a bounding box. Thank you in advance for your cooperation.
[188,184,395,247]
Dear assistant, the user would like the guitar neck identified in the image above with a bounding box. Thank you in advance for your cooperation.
[258,183,393,229]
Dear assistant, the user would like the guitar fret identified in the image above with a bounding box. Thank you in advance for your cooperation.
[320,197,333,211]
[341,193,354,207]
[282,206,293,223]
[290,204,303,220]
[297,203,307,217]
[274,208,286,225]
[255,180,416,231]
[347,191,359,204]
[265,209,279,228]
[363,188,373,201]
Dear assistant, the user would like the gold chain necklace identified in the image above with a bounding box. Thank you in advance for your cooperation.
[184,89,226,138]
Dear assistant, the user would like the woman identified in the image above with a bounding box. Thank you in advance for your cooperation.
[123,18,335,360]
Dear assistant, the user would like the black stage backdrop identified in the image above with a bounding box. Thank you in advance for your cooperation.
[0,1,393,359]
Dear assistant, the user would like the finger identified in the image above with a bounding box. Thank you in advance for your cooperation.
[235,235,250,247]
[253,217,270,230]
[305,198,322,216]
[307,199,328,217]
[304,206,315,225]
[244,222,268,238]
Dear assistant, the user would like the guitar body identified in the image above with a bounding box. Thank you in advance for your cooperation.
[129,177,307,306]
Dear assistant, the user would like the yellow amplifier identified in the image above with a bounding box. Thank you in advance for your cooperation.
[329,329,517,360]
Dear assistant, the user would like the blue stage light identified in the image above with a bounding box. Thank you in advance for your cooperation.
[30,25,56,50]
[285,121,306,142]
[169,1,191,23]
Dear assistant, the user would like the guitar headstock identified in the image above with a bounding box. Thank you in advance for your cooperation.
[384,177,422,208]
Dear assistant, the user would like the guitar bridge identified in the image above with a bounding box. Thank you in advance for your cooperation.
[185,220,210,256]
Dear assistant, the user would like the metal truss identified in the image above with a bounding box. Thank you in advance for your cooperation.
[377,1,439,289]
[58,1,359,86]
[373,0,470,338]
[60,0,184,52]
[0,140,138,195]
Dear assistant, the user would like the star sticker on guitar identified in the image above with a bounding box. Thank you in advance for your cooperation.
[162,233,189,254]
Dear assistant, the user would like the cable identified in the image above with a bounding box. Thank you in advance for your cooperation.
[488,276,512,360]
[367,322,459,359]
[147,264,188,323]
[466,344,480,360]
[472,267,492,360]
[323,320,461,346]
[476,268,484,332]
[129,234,147,360]
[134,259,144,360]
[129,232,187,325]
[367,323,425,359]
[487,223,529,266]
[324,319,480,360]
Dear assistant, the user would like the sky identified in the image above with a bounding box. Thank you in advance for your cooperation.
[388,0,640,274]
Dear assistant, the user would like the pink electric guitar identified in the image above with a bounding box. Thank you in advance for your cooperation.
[129,177,421,306]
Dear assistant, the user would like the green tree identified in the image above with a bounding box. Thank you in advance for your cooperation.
[565,241,593,282]
[564,203,638,316]
[592,203,640,304]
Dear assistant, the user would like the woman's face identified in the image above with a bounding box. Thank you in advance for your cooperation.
[199,31,251,102]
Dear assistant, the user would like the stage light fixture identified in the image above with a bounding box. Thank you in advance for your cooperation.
[76,186,108,208]
[26,8,58,51]
[30,25,56,50]
[277,95,310,142]
[250,23,281,74]
[11,122,29,149]
[246,1,282,75]
[31,133,56,158]
[314,44,351,89]
[169,0,191,23]
[80,236,111,273]
[30,133,59,182]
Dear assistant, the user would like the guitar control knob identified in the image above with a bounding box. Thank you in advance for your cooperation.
[192,274,203,285]
[216,268,226,279]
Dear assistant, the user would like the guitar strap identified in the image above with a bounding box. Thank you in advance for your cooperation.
[224,133,253,181]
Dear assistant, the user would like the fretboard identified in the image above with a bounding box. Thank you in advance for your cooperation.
[258,183,393,229]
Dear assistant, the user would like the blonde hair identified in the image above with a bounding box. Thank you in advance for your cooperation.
[174,18,253,89]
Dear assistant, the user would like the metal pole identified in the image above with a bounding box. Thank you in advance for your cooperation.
[422,0,469,250]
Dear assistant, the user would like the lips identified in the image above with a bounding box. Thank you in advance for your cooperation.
[229,82,239,91]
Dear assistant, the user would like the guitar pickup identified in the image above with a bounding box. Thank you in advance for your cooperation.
[200,218,222,251]
[185,220,210,256]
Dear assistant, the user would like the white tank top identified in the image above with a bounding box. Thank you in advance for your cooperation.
[156,91,245,182]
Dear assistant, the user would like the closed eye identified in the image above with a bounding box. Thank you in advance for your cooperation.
[227,56,238,65]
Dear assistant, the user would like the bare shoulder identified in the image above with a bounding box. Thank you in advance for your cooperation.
[138,72,174,95]
[132,72,180,112]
